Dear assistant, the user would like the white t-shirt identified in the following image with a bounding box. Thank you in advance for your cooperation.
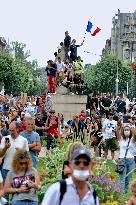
[0,135,29,170]
[0,171,3,183]
[118,137,135,159]
[41,177,99,205]
[102,119,117,139]
[56,62,65,72]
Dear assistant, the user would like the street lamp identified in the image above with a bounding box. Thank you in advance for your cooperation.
[115,58,119,96]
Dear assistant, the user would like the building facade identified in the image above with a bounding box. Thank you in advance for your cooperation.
[0,37,7,51]
[102,10,136,61]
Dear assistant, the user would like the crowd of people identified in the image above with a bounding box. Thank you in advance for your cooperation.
[0,91,136,204]
[46,31,85,95]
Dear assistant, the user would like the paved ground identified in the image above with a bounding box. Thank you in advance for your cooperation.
[39,146,119,160]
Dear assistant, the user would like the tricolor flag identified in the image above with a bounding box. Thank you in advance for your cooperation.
[86,21,93,32]
[91,27,101,36]
[130,42,135,72]
[86,21,101,36]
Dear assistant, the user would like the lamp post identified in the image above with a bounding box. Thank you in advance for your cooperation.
[115,58,119,96]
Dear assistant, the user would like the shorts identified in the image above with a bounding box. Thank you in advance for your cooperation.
[103,138,118,152]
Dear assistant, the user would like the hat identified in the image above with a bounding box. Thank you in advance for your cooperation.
[71,148,91,161]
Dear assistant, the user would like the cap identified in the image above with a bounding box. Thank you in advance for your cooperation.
[71,148,91,161]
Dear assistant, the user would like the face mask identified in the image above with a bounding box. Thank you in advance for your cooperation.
[124,130,130,136]
[73,169,90,181]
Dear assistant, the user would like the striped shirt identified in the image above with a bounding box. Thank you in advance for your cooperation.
[41,177,99,205]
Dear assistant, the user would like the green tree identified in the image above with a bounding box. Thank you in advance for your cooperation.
[0,41,46,95]
[85,54,132,94]
[11,41,30,61]
[0,52,14,93]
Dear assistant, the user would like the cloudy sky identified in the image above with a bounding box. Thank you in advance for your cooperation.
[0,0,135,66]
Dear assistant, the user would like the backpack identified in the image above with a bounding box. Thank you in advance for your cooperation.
[59,179,97,205]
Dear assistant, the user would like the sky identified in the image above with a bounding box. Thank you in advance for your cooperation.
[0,0,136,67]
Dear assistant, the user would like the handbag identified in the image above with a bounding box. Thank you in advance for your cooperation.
[115,138,131,174]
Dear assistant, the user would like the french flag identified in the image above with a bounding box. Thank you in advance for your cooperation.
[86,21,101,36]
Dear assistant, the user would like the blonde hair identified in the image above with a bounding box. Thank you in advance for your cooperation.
[12,149,32,172]
[67,141,83,161]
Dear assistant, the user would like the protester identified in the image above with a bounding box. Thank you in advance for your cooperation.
[118,125,135,194]
[102,111,118,162]
[56,57,65,86]
[74,56,84,75]
[45,110,59,150]
[20,117,41,168]
[62,141,83,179]
[4,149,40,205]
[57,42,65,62]
[35,112,45,145]
[45,95,53,112]
[41,147,99,205]
[70,39,83,62]
[0,121,29,200]
[100,94,113,117]
[64,31,71,62]
[46,60,57,94]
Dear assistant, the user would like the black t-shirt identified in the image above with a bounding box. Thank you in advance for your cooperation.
[70,45,80,57]
[64,35,71,48]
[100,98,112,109]
[73,76,83,84]
[86,96,98,110]
[35,118,45,136]
[115,99,126,113]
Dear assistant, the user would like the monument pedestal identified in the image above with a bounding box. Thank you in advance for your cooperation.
[51,94,87,121]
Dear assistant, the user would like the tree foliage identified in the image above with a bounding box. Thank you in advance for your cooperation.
[85,54,132,94]
[0,41,46,95]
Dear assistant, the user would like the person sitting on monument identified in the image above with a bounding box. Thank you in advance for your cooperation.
[56,57,65,86]
[73,73,84,95]
[62,71,75,94]
[74,56,84,75]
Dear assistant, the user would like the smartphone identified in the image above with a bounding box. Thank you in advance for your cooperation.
[5,137,10,143]
[30,176,35,182]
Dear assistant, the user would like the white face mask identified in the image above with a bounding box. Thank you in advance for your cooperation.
[124,130,130,136]
[73,169,90,181]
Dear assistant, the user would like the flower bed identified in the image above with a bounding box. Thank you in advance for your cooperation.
[90,160,126,204]
[37,140,127,204]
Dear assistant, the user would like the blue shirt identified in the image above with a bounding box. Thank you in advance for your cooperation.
[64,35,71,48]
[20,131,40,168]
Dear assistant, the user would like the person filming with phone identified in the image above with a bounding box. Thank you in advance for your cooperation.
[0,121,29,200]
[4,149,40,205]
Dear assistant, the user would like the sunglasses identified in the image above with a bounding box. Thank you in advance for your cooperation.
[19,162,27,165]
[74,159,90,166]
